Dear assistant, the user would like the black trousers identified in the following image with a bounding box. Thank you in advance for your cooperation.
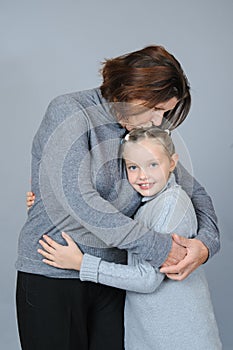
[16,271,125,350]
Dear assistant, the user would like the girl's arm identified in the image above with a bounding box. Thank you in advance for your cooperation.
[80,253,164,293]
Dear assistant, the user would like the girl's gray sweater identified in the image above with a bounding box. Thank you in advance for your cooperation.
[15,88,220,278]
[80,175,222,349]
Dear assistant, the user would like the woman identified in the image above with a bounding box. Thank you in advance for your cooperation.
[16,45,219,350]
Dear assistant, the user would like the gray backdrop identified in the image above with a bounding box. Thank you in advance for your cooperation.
[1,0,232,348]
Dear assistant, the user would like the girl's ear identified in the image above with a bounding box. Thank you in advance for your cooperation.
[169,153,179,172]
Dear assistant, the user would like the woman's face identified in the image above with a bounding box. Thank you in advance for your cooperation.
[119,97,178,131]
[124,139,178,197]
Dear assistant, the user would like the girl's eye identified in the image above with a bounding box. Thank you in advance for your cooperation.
[150,162,158,168]
[128,165,138,171]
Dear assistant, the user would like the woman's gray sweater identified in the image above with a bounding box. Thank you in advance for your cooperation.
[16,88,220,278]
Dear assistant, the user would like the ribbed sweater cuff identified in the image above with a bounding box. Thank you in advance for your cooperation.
[80,254,102,283]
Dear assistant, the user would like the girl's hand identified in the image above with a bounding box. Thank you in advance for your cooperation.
[27,191,35,209]
[38,232,84,270]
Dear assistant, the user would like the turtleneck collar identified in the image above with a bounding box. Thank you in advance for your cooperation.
[141,173,178,204]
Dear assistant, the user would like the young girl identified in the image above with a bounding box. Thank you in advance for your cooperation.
[35,126,222,349]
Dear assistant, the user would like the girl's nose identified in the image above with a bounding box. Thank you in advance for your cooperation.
[139,169,148,180]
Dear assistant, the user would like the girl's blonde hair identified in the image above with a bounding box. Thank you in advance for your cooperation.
[122,126,175,159]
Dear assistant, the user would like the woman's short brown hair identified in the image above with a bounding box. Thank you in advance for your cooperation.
[100,45,191,130]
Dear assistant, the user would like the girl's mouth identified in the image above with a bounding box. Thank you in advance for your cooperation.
[138,183,154,190]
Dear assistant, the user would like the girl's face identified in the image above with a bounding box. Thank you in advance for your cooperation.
[119,97,178,131]
[124,139,178,197]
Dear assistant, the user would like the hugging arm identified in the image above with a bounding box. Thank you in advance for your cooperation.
[159,164,220,280]
[174,162,220,258]
[37,233,164,293]
[38,187,193,290]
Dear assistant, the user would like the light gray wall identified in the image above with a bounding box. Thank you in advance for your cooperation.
[1,0,232,348]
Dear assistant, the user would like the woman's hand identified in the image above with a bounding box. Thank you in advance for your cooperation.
[27,191,35,210]
[38,232,84,270]
[160,234,209,280]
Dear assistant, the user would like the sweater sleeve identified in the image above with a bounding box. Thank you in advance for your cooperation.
[80,253,164,293]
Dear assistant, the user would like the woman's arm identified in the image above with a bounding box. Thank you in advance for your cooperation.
[159,163,220,281]
[38,233,164,293]
[174,162,220,258]
[38,187,196,291]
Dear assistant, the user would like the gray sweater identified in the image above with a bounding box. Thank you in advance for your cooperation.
[16,88,220,278]
[80,175,222,349]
